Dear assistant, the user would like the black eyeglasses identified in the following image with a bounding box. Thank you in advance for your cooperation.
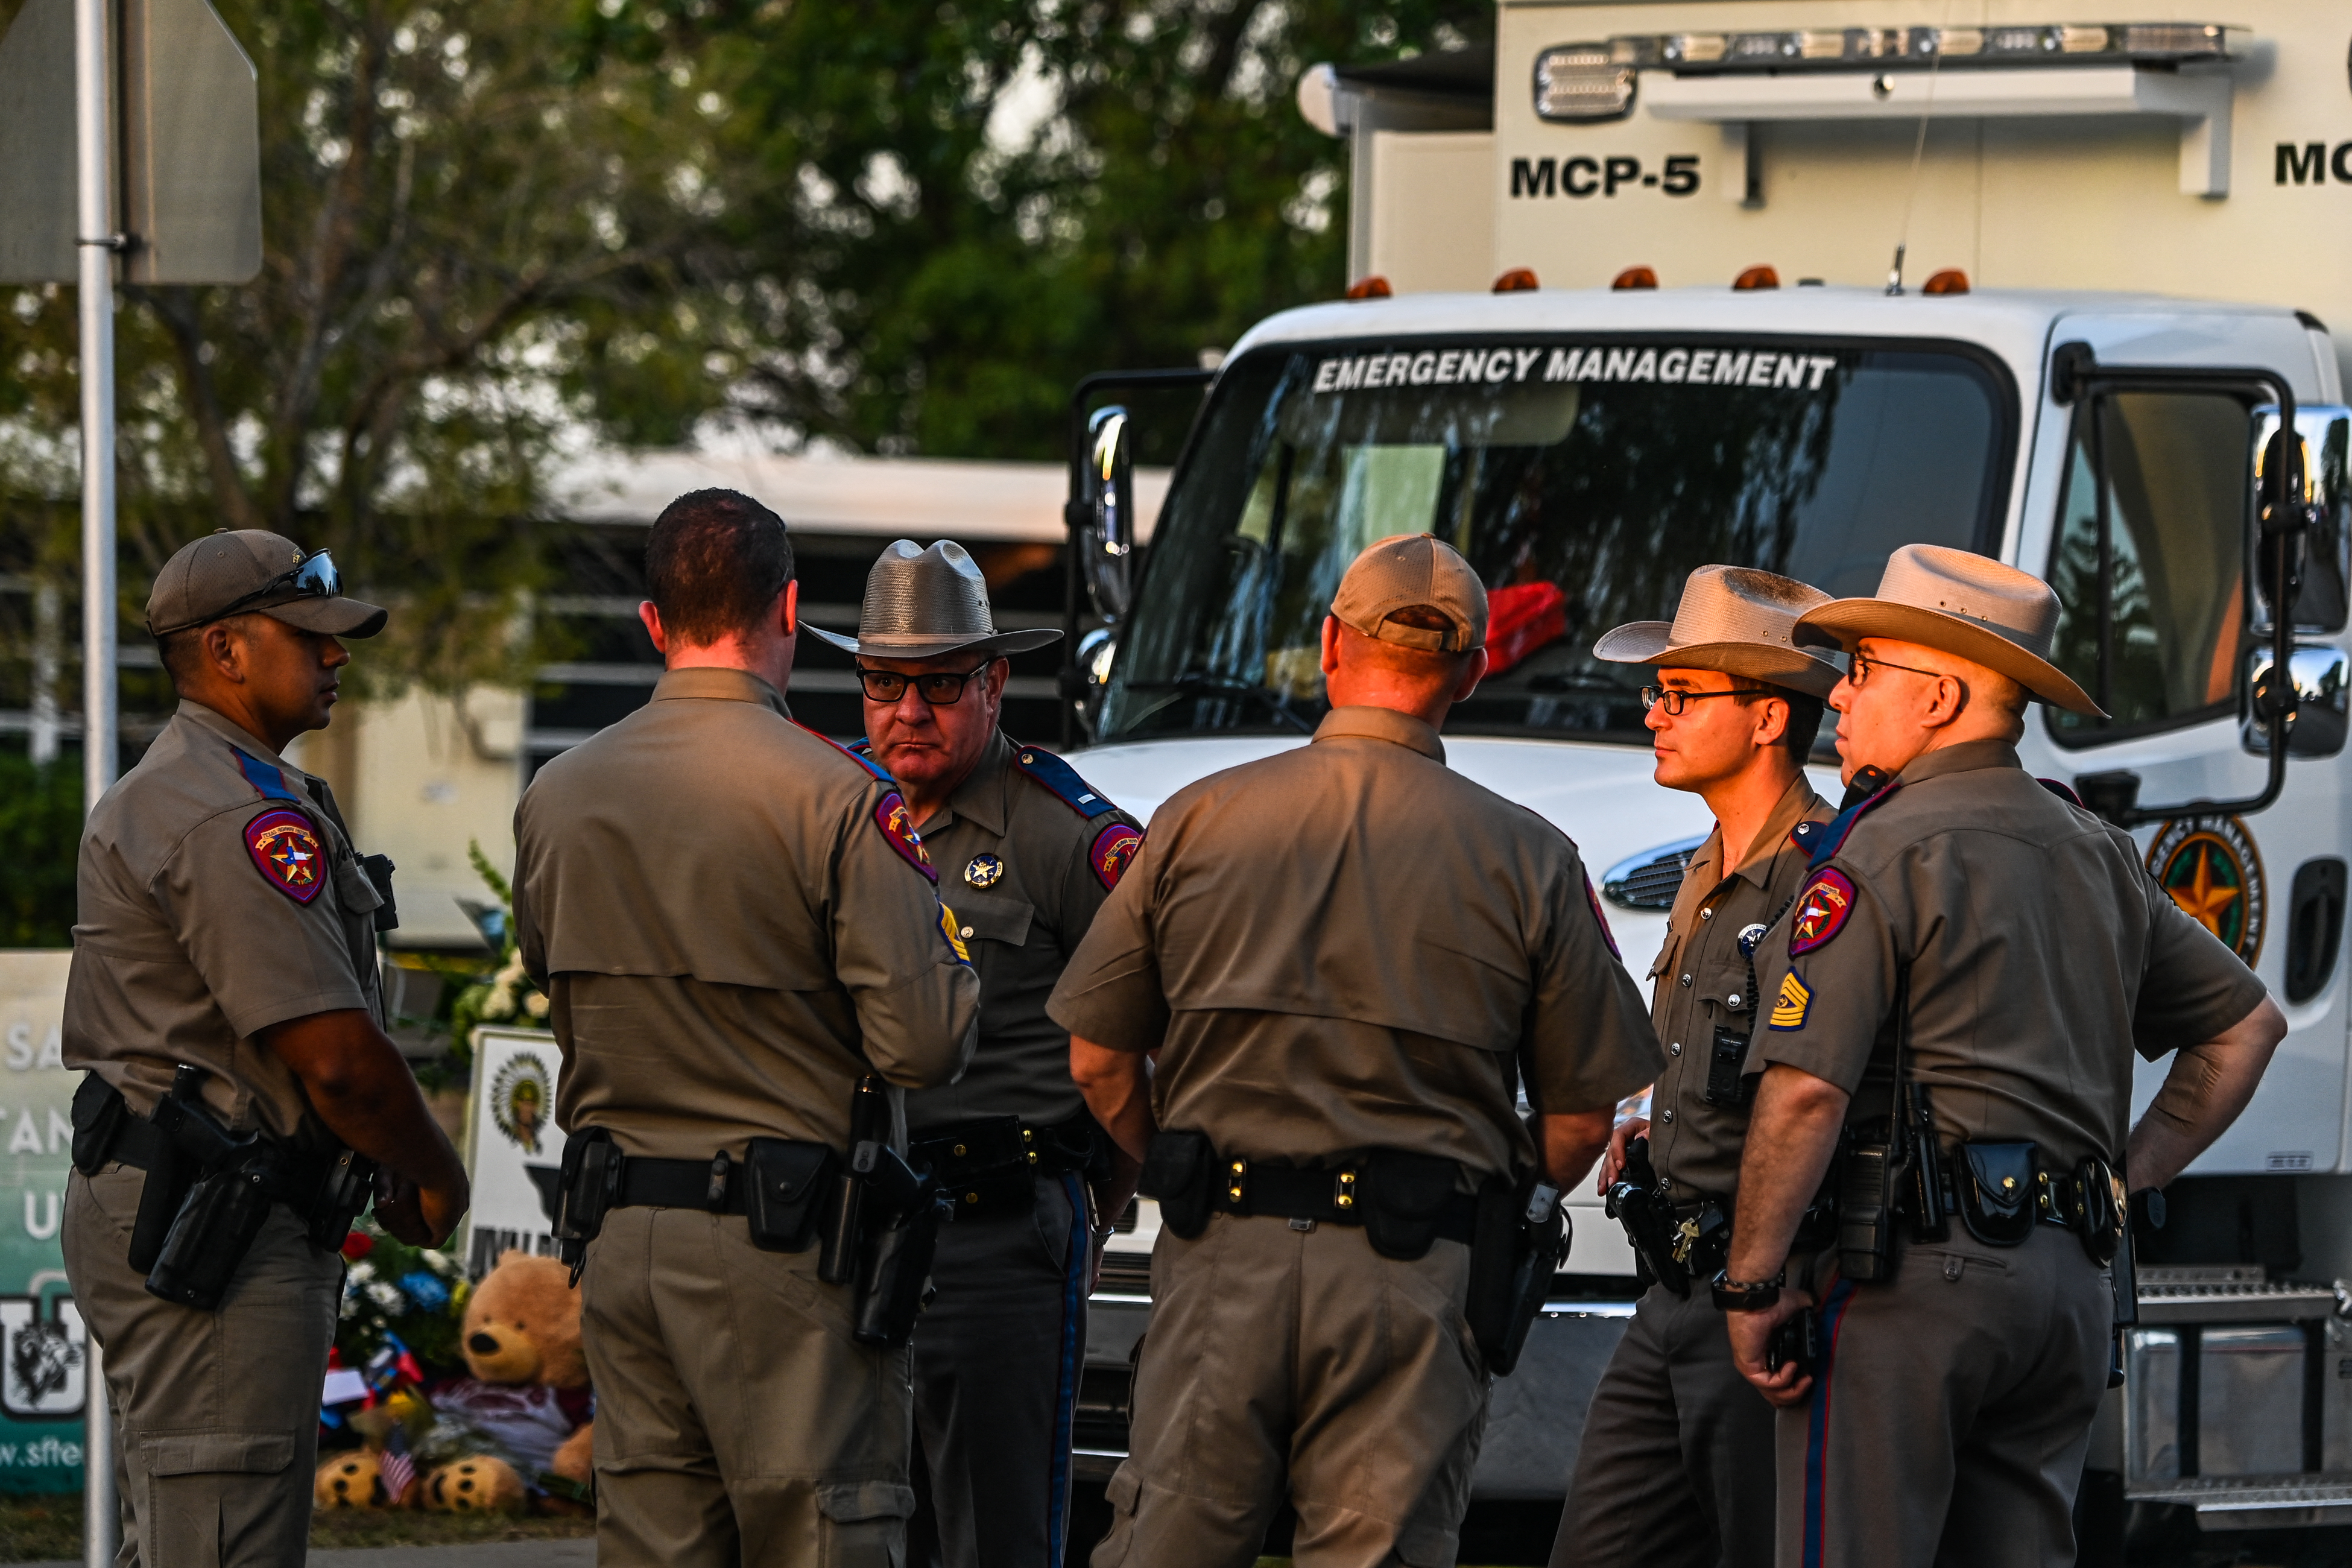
[1848,651,1958,691]
[1641,686,1761,716]
[856,663,994,704]
[218,548,343,618]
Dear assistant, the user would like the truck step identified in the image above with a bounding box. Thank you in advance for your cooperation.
[2134,1277,2342,1325]
[2126,1476,2352,1531]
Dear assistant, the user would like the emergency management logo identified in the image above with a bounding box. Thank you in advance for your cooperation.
[2148,815,2268,965]
[1309,343,1844,397]
[874,791,936,883]
[244,809,324,903]
[0,1297,84,1420]
[489,1052,552,1155]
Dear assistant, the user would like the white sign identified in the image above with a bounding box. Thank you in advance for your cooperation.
[459,1028,566,1280]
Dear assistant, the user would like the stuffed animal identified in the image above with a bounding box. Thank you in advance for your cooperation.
[422,1453,528,1514]
[314,1450,386,1510]
[420,1250,594,1504]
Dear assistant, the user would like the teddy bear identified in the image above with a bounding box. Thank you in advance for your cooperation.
[420,1250,595,1505]
[311,1250,593,1512]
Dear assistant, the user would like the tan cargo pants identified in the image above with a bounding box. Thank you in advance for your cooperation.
[62,1164,340,1568]
[580,1204,915,1567]
[1093,1215,1491,1568]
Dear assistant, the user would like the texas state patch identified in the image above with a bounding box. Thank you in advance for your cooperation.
[1090,823,1143,890]
[245,809,326,903]
[1768,970,1813,1031]
[875,792,935,882]
[1788,869,1856,956]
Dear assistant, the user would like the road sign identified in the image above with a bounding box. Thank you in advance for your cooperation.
[0,0,261,284]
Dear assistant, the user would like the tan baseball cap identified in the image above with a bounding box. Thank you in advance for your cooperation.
[1330,534,1488,653]
[146,530,387,640]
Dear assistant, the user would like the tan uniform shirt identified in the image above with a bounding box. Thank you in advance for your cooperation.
[514,666,980,1159]
[1648,773,1832,1203]
[887,730,1142,1136]
[64,700,384,1140]
[1752,741,2269,1160]
[1048,706,1661,1183]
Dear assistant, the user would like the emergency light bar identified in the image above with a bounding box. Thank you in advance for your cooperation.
[1534,22,2242,122]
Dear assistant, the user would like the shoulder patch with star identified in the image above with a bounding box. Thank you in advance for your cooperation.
[1089,822,1143,890]
[245,809,327,903]
[1011,745,1121,821]
[1788,868,1856,956]
[874,791,935,882]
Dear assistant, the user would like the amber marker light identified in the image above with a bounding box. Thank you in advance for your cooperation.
[1493,268,1541,293]
[1612,267,1659,290]
[1733,265,1780,291]
[1345,276,1393,300]
[1923,268,1971,295]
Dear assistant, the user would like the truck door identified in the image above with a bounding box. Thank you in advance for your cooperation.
[2018,349,2352,1180]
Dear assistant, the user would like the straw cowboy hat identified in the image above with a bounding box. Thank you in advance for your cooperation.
[805,539,1062,660]
[1593,565,1844,698]
[1791,543,2104,717]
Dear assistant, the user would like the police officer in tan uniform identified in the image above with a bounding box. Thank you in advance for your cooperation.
[811,539,1142,1568]
[1051,534,1660,1568]
[512,490,980,1568]
[64,530,470,1567]
[1554,567,1841,1568]
[1722,545,2287,1568]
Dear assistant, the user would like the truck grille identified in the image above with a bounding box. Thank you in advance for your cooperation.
[1602,835,1708,911]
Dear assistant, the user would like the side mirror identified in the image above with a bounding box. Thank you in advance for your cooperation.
[2252,405,2352,635]
[1081,405,1137,623]
[2245,644,2350,759]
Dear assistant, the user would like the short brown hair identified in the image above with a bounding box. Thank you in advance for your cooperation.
[1733,681,1827,760]
[644,490,794,645]
[156,613,261,695]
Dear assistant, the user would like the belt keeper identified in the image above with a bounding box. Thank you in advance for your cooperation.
[707,1151,732,1210]
[1335,1169,1358,1212]
[1225,1157,1248,1204]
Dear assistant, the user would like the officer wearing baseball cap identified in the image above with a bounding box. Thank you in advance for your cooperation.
[1052,533,1660,1567]
[1555,566,1842,1568]
[1724,545,2287,1567]
[811,539,1143,1568]
[64,530,469,1566]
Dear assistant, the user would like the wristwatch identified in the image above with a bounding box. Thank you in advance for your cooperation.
[1710,1268,1785,1312]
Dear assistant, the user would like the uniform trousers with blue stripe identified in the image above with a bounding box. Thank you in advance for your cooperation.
[1777,1226,2110,1568]
[910,1172,1089,1568]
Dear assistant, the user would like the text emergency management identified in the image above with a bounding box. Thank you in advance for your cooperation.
[1310,344,1843,394]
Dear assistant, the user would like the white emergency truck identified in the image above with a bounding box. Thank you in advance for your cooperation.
[1064,2,2352,1546]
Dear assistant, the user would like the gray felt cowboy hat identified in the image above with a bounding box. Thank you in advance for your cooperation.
[1791,543,2105,717]
[1593,564,1843,699]
[805,539,1063,660]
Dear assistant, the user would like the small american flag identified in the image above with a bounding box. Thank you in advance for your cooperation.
[378,1425,417,1506]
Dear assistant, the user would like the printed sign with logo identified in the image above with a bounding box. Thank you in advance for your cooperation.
[0,953,88,1492]
[460,1028,568,1280]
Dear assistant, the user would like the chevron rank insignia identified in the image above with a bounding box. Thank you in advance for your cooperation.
[1768,970,1813,1031]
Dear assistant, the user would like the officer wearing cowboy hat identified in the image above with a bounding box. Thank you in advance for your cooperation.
[1555,566,1842,1568]
[813,539,1144,1568]
[1718,544,2286,1567]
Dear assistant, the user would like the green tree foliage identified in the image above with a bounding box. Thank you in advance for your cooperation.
[0,754,78,946]
[569,0,1490,461]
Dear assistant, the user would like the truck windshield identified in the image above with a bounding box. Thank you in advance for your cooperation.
[1099,336,2015,744]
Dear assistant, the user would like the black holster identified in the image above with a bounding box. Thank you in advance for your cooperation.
[847,1142,950,1348]
[1138,1130,1215,1239]
[1465,1175,1567,1377]
[146,1157,278,1309]
[555,1128,623,1281]
[1604,1136,1688,1297]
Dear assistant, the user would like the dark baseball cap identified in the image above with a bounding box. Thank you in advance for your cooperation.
[146,530,387,640]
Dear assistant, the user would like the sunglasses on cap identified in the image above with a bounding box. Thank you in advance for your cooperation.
[215,548,344,620]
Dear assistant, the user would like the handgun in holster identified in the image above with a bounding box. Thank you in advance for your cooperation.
[554,1128,624,1283]
[1466,1174,1568,1376]
[133,1065,282,1310]
[1605,1136,1688,1297]
[815,1075,953,1348]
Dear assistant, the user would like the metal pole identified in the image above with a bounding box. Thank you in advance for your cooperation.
[75,0,120,1557]
[76,0,116,813]
[83,1337,113,1568]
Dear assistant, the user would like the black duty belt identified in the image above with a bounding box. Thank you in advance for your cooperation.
[1669,1196,1734,1279]
[914,1114,1099,1216]
[615,1154,751,1215]
[89,1113,170,1174]
[1210,1156,1480,1246]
